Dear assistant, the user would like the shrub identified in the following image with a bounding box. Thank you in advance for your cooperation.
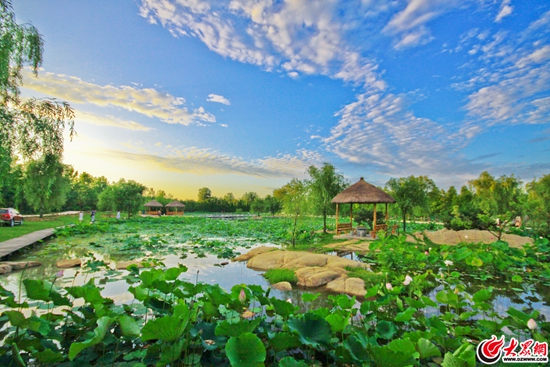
[264,268,298,284]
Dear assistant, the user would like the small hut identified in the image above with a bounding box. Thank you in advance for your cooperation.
[144,200,164,215]
[166,200,185,216]
[331,177,396,238]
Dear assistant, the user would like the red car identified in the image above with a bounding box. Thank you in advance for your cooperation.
[0,208,23,227]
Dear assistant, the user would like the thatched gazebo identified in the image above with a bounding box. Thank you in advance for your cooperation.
[166,200,185,216]
[144,200,164,215]
[331,177,396,238]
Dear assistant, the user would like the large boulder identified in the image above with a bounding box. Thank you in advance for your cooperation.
[422,229,533,248]
[326,276,367,297]
[233,246,278,261]
[295,266,347,287]
[0,261,41,270]
[244,250,369,271]
[271,281,292,291]
[56,259,81,268]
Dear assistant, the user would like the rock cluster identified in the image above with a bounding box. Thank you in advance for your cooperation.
[234,246,369,297]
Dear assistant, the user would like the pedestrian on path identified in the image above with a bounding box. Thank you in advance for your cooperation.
[79,211,83,223]
[91,210,96,224]
[116,211,121,219]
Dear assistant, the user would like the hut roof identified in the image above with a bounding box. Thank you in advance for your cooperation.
[144,200,164,207]
[166,200,185,208]
[332,177,396,204]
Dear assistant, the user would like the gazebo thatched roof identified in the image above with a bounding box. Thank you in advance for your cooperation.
[166,200,185,208]
[144,200,164,207]
[332,177,396,204]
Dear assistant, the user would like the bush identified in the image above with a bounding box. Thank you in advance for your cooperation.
[264,268,298,284]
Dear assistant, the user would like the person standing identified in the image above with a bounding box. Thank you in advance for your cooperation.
[79,211,83,223]
[91,210,96,224]
[116,211,121,219]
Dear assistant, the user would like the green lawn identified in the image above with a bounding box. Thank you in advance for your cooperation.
[0,212,115,242]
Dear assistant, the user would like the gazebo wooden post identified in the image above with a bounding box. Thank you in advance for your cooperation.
[350,204,353,231]
[335,203,339,233]
[373,203,377,238]
[385,203,389,222]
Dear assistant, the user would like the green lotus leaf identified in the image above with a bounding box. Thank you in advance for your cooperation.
[287,313,332,348]
[141,315,188,342]
[226,332,266,367]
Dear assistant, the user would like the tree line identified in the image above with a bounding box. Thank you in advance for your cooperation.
[1,1,548,237]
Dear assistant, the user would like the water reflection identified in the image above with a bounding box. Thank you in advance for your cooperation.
[0,240,331,312]
[1,236,547,319]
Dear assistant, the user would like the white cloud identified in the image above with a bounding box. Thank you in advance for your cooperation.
[393,27,433,50]
[459,12,550,126]
[495,0,513,22]
[383,0,458,50]
[138,0,384,85]
[323,91,471,177]
[98,145,322,178]
[76,110,153,131]
[22,69,215,126]
[207,93,231,105]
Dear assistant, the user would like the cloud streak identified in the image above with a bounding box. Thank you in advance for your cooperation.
[76,110,153,131]
[22,69,216,126]
[207,93,230,105]
[98,145,323,178]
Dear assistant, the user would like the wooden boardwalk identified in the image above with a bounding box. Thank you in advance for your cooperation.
[0,228,55,258]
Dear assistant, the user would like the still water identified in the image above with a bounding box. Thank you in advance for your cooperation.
[0,235,548,319]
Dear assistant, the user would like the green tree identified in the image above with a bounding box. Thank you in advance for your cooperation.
[525,174,550,235]
[275,178,308,247]
[98,179,146,217]
[469,172,524,237]
[264,195,281,216]
[469,172,524,216]
[22,154,70,217]
[223,192,236,205]
[0,0,75,184]
[306,163,347,233]
[64,171,108,211]
[385,176,435,232]
[241,192,259,211]
[198,187,212,202]
[250,198,264,216]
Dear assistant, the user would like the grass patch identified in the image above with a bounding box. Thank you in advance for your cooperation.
[0,212,116,242]
[263,268,298,284]
[346,267,386,287]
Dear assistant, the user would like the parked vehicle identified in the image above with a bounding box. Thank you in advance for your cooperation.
[0,208,23,227]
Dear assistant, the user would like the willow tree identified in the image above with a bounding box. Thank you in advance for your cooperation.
[274,178,308,247]
[306,163,347,233]
[386,175,435,232]
[0,0,75,186]
[23,154,70,217]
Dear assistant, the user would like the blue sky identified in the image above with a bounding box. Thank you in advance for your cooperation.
[15,0,550,200]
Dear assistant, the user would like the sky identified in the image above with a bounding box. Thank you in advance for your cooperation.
[14,0,550,200]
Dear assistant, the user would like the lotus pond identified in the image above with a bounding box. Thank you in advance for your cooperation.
[0,216,548,366]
